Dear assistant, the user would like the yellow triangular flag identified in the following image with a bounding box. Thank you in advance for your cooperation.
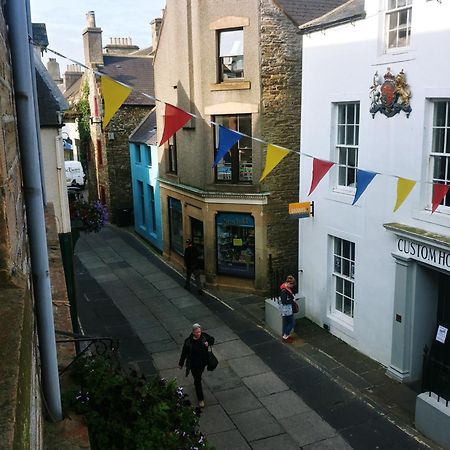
[260,144,290,181]
[101,76,132,127]
[393,177,416,212]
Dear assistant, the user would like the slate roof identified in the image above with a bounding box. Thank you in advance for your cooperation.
[299,0,365,33]
[34,54,68,127]
[274,0,350,26]
[101,55,155,106]
[129,108,157,145]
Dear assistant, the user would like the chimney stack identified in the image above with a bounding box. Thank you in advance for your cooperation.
[83,11,103,66]
[150,17,162,52]
[63,64,83,91]
[47,58,63,85]
[103,36,139,55]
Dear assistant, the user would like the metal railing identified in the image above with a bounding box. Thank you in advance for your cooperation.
[422,346,450,406]
[56,330,119,376]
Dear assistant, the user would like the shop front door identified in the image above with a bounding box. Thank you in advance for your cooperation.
[190,218,204,270]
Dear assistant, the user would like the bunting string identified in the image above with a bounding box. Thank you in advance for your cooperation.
[34,40,449,213]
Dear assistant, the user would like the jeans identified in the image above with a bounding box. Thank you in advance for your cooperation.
[191,366,205,401]
[282,314,295,337]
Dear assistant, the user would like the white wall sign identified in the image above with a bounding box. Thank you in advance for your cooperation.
[396,238,450,272]
[436,325,448,344]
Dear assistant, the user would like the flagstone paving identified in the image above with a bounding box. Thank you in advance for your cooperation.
[74,227,432,449]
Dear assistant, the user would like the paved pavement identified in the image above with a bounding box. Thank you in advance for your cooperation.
[74,226,436,449]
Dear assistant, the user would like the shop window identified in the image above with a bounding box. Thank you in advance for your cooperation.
[168,197,183,255]
[218,29,244,81]
[216,212,255,278]
[385,0,412,50]
[431,100,450,210]
[214,114,252,183]
[145,145,152,167]
[332,237,355,320]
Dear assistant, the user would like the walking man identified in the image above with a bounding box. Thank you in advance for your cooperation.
[184,239,202,294]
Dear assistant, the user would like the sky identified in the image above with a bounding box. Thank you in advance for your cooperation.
[30,0,166,73]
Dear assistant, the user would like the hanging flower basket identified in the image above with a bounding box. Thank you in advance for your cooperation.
[70,199,108,233]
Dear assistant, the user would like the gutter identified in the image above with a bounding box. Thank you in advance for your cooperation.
[6,0,63,421]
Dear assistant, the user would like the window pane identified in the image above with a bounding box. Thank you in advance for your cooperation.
[338,166,347,186]
[335,293,343,311]
[334,255,342,274]
[348,167,356,186]
[338,106,346,124]
[344,297,353,316]
[348,148,357,167]
[433,129,445,153]
[337,125,346,145]
[220,30,243,57]
[433,156,447,181]
[434,103,447,127]
[238,115,252,148]
[346,126,355,145]
[347,104,355,124]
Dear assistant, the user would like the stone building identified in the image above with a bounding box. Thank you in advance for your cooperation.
[66,11,155,224]
[154,0,346,293]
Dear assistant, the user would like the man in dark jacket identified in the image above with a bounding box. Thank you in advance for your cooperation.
[184,239,202,294]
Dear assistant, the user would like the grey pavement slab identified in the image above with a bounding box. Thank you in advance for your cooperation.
[243,372,289,398]
[157,315,192,331]
[144,272,174,283]
[151,349,180,370]
[206,430,251,450]
[231,408,283,442]
[136,326,172,343]
[281,411,337,447]
[260,390,310,419]
[195,315,226,330]
[204,366,243,392]
[228,355,271,378]
[205,326,239,344]
[200,404,236,435]
[250,433,299,450]
[92,273,120,283]
[152,278,181,290]
[214,340,254,361]
[180,304,214,320]
[158,286,189,300]
[144,339,179,354]
[303,434,352,450]
[169,294,201,309]
[214,386,262,415]
[168,328,190,345]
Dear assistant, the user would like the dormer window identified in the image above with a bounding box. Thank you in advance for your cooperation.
[386,0,412,50]
[218,29,244,81]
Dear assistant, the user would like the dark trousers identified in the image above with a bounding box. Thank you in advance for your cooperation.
[185,266,201,290]
[191,366,205,401]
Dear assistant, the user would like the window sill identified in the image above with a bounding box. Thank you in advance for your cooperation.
[411,207,450,228]
[326,188,356,205]
[210,81,251,91]
[327,312,355,338]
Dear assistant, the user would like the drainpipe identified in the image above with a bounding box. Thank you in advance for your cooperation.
[6,0,63,421]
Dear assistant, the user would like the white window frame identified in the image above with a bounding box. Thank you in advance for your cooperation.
[430,100,450,213]
[331,237,355,324]
[385,0,412,51]
[334,102,359,193]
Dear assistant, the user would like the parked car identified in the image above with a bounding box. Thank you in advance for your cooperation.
[65,160,85,188]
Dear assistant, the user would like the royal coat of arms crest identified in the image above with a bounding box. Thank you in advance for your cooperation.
[370,68,412,118]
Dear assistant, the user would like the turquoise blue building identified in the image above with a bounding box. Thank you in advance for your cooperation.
[129,110,163,251]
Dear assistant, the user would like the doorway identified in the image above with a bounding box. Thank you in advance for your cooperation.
[190,218,204,270]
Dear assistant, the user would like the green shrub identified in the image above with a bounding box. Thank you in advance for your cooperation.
[63,353,212,450]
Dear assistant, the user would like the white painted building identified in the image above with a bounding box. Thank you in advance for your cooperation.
[298,0,450,386]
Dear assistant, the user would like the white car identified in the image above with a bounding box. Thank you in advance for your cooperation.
[65,161,85,188]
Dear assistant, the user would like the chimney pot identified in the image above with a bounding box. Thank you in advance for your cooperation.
[86,11,96,27]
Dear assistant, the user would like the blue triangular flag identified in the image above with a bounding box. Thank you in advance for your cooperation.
[352,169,377,205]
[212,126,243,168]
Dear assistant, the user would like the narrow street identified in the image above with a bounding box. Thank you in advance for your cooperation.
[74,226,430,450]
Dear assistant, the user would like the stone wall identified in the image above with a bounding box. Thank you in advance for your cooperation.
[260,0,301,274]
[105,105,151,224]
[0,5,37,449]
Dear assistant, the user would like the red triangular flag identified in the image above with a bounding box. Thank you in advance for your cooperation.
[431,183,450,213]
[308,158,335,196]
[159,103,192,146]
